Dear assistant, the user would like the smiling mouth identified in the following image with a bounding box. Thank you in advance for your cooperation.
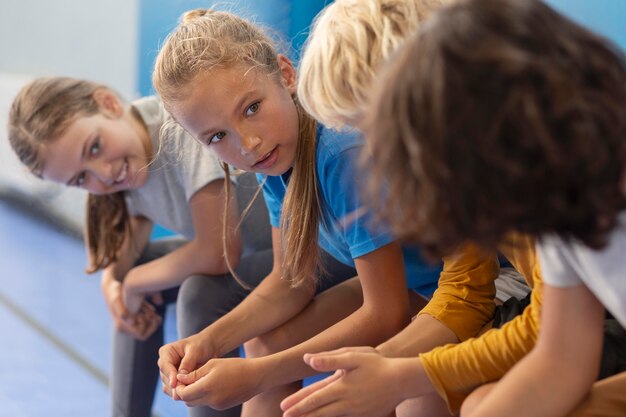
[253,147,277,168]
[114,161,129,184]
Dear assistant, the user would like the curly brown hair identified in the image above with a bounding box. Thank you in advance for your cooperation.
[364,0,626,257]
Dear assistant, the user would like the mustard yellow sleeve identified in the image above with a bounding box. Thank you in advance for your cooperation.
[418,243,499,342]
[420,263,543,413]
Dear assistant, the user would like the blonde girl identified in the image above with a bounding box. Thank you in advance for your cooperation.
[298,0,448,129]
[283,2,526,417]
[152,9,446,416]
[7,77,273,417]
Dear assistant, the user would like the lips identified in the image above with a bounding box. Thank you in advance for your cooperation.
[114,160,129,185]
[253,147,279,170]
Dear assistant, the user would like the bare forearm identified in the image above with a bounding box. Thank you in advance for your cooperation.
[123,238,234,295]
[468,349,595,417]
[257,304,407,388]
[200,269,315,356]
[377,314,458,358]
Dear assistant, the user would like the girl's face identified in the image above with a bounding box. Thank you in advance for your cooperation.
[41,91,152,195]
[172,55,300,176]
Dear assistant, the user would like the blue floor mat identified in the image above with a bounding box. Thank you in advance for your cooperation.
[0,198,185,417]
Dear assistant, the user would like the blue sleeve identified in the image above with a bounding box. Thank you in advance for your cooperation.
[256,173,282,228]
[320,145,395,260]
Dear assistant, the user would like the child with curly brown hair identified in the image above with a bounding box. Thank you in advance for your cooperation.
[282,0,626,416]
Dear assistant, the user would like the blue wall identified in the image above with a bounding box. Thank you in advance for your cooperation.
[138,0,330,96]
[139,1,625,97]
[545,0,626,50]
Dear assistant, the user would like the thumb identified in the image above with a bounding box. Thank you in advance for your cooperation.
[177,348,202,377]
[178,360,210,385]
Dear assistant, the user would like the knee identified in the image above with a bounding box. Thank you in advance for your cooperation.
[397,395,452,417]
[177,275,235,336]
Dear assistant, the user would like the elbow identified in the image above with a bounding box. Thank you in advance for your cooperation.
[193,241,242,276]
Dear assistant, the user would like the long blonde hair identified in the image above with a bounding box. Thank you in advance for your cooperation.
[298,0,446,128]
[154,10,322,288]
[7,77,131,273]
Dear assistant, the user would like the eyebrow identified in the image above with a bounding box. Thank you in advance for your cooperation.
[198,89,258,141]
[65,136,90,186]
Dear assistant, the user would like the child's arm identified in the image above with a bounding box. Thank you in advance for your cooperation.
[463,283,604,417]
[158,226,317,398]
[378,243,499,358]
[171,241,411,409]
[281,347,433,417]
[122,179,242,313]
[100,214,155,338]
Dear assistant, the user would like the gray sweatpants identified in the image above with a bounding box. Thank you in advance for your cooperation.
[110,241,357,417]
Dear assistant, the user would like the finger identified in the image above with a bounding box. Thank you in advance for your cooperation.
[161,380,173,397]
[176,382,205,406]
[151,292,164,306]
[111,298,130,320]
[305,352,366,373]
[114,316,144,338]
[281,369,343,412]
[172,382,185,401]
[159,368,182,402]
[137,315,162,341]
[284,397,350,417]
[177,360,209,385]
[132,314,151,338]
[140,301,157,314]
[303,346,375,365]
[158,348,183,389]
[177,349,203,377]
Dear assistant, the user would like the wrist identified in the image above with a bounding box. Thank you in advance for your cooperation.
[376,340,395,357]
[249,356,274,392]
[101,272,120,295]
[395,357,434,401]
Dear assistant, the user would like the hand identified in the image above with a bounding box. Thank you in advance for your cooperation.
[121,282,145,316]
[101,276,161,340]
[158,332,216,401]
[174,357,264,410]
[280,347,409,417]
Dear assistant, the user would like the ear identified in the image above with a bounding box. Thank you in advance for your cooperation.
[277,54,297,94]
[92,89,124,118]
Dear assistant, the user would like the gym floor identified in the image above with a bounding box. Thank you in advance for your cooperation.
[0,197,185,417]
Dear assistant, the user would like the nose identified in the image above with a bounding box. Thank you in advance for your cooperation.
[239,132,262,157]
[88,158,115,186]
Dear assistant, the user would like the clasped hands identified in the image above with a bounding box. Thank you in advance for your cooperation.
[157,334,265,409]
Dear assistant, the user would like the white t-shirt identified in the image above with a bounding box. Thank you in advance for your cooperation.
[125,96,225,239]
[537,211,626,327]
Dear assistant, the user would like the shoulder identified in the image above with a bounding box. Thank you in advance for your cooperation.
[316,125,363,173]
[317,125,362,155]
[132,96,164,125]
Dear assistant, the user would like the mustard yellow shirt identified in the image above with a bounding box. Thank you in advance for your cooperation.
[419,243,500,342]
[420,234,542,413]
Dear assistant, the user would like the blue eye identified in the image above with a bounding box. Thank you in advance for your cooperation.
[210,131,226,144]
[246,102,260,116]
[89,140,100,156]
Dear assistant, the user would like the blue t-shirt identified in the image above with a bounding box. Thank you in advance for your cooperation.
[257,127,441,296]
